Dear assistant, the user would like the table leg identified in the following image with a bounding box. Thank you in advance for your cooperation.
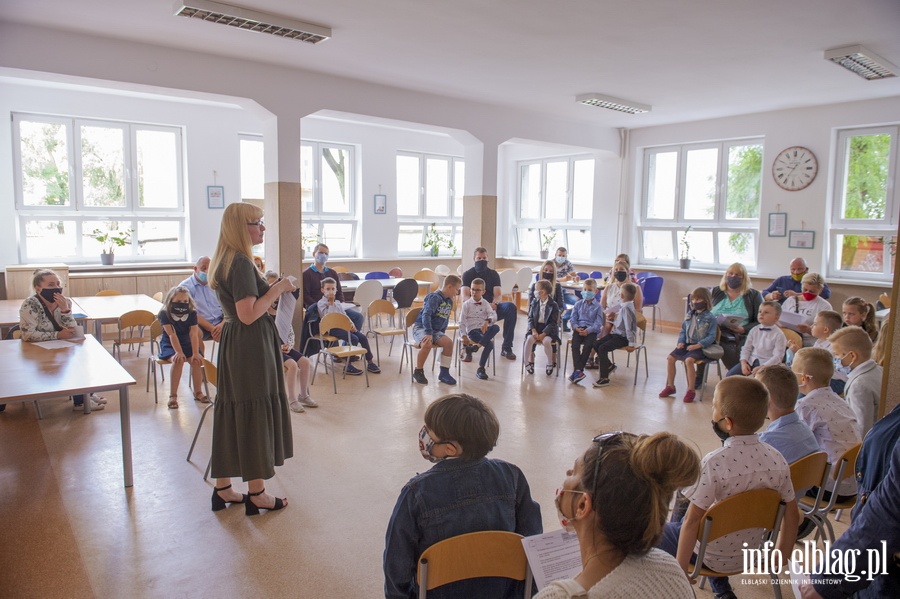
[94,320,103,343]
[119,385,133,487]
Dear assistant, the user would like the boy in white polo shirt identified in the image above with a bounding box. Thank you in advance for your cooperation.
[726,300,787,377]
[458,277,499,381]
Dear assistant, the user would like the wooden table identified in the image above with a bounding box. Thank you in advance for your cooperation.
[0,299,24,330]
[0,334,137,486]
[71,294,163,341]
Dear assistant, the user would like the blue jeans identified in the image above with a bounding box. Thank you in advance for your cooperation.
[467,325,500,367]
[495,301,517,352]
[658,521,732,594]
[725,358,759,377]
[346,308,364,332]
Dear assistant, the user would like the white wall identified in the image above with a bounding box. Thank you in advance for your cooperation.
[625,96,900,280]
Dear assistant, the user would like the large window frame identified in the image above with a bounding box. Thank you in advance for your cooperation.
[301,140,357,257]
[12,113,186,264]
[637,138,763,269]
[828,125,899,283]
[513,155,594,260]
[396,151,465,256]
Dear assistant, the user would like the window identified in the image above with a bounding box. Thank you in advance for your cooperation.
[514,156,594,258]
[13,114,185,263]
[239,135,265,202]
[301,141,357,256]
[396,152,464,255]
[829,126,899,282]
[638,139,762,269]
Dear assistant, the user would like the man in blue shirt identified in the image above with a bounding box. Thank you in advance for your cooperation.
[763,257,831,303]
[179,256,224,341]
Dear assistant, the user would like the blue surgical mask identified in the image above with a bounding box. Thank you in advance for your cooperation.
[555,256,566,265]
[315,252,328,265]
[197,271,208,283]
[582,291,596,301]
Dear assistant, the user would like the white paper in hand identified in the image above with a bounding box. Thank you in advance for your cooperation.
[521,529,583,590]
[274,276,298,345]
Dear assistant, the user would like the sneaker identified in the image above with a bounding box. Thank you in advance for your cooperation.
[658,385,676,398]
[545,364,555,376]
[413,369,428,384]
[609,363,617,374]
[500,348,517,361]
[797,517,816,540]
[366,362,381,374]
[682,389,696,403]
[90,393,108,405]
[476,367,489,380]
[585,358,598,370]
[299,395,318,408]
[592,377,610,388]
[461,351,472,363]
[468,344,480,354]
[74,398,105,411]
[345,364,363,376]
[438,370,457,385]
[525,362,535,375]
[289,399,306,413]
[572,370,586,384]
[714,592,737,599]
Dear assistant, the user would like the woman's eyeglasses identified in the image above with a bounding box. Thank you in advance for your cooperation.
[246,220,265,227]
[590,432,629,495]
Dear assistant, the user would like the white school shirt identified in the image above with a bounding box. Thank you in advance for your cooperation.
[458,297,497,337]
[795,386,861,496]
[740,325,787,366]
[681,435,795,573]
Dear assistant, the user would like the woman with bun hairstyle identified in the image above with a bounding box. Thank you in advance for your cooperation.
[536,432,700,598]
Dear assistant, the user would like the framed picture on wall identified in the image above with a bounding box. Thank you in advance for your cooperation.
[788,230,815,249]
[207,186,225,209]
[768,212,787,237]
[374,194,387,214]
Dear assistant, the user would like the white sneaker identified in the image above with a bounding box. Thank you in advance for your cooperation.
[299,395,318,408]
[90,393,107,405]
[289,399,306,413]
[73,398,105,411]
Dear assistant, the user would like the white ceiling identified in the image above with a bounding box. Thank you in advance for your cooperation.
[1,0,899,128]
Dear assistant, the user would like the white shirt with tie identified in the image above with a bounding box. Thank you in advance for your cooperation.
[459,297,497,337]
[740,324,788,366]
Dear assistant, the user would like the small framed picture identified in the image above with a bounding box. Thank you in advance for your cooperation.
[374,194,387,214]
[207,186,225,209]
[788,230,815,249]
[768,212,787,237]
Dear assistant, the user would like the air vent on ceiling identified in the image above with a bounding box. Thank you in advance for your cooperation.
[173,0,331,44]
[576,93,651,114]
[824,44,896,80]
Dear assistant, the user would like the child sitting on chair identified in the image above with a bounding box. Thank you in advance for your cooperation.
[158,285,205,409]
[592,282,637,388]
[316,277,380,375]
[412,274,462,385]
[383,393,542,599]
[725,300,786,377]
[659,287,717,403]
[524,279,561,376]
[829,326,882,438]
[458,277,500,381]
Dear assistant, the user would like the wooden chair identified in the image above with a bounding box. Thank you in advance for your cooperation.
[400,308,431,381]
[330,266,349,274]
[146,319,168,404]
[878,292,891,309]
[4,327,43,418]
[412,269,441,307]
[152,291,164,302]
[690,488,786,597]
[389,267,404,278]
[368,299,406,364]
[186,358,217,481]
[417,531,532,599]
[693,326,723,401]
[311,312,370,394]
[613,312,649,385]
[781,327,802,354]
[798,443,862,543]
[112,309,155,363]
[789,451,830,540]
[95,289,122,296]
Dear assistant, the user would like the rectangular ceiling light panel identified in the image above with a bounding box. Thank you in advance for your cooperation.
[174,0,331,44]
[576,93,650,114]
[824,45,896,80]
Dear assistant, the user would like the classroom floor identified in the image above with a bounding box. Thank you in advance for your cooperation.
[1,317,846,598]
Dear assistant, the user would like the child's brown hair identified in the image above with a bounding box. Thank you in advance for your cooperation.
[424,394,499,461]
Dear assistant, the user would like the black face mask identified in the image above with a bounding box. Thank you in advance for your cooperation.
[171,302,191,315]
[692,301,707,312]
[39,288,62,303]
[614,271,628,282]
[711,419,730,442]
[725,276,742,290]
[474,260,488,272]
[542,272,554,281]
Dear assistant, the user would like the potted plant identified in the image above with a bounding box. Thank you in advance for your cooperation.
[92,226,132,266]
[540,229,557,260]
[422,223,456,257]
[301,230,321,260]
[679,226,692,269]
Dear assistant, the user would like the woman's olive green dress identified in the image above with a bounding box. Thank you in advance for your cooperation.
[210,254,292,480]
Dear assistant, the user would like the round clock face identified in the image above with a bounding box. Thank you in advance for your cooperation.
[772,146,818,191]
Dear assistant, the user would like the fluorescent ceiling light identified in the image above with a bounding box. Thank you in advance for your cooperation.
[173,0,331,44]
[576,93,650,114]
[824,44,896,80]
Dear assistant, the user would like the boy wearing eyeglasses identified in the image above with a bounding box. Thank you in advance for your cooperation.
[657,377,798,598]
[383,393,542,599]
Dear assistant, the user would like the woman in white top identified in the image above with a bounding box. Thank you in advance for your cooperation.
[782,272,832,346]
[598,261,643,339]
[536,432,699,599]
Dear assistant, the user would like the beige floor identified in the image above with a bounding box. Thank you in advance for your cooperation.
[0,318,844,598]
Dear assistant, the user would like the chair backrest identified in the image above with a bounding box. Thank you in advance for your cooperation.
[320,312,354,334]
[790,451,830,494]
[640,276,665,305]
[405,307,422,330]
[338,272,358,281]
[830,443,862,484]
[330,266,349,273]
[96,289,122,296]
[389,267,404,278]
[434,264,451,276]
[368,299,396,319]
[590,270,604,280]
[878,292,891,309]
[150,319,163,341]
[636,271,655,280]
[417,531,530,595]
[576,271,590,280]
[353,279,384,316]
[365,271,390,280]
[781,327,802,350]
[499,269,518,295]
[394,279,420,310]
[152,291,164,302]
[202,358,218,388]
[414,269,441,288]
[119,309,155,331]
[516,267,535,294]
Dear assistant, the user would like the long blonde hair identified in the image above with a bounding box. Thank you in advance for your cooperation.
[209,203,263,290]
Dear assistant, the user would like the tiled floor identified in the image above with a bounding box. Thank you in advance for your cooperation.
[0,318,844,598]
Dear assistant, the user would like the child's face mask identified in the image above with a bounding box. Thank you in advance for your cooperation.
[582,290,595,301]
[418,426,455,463]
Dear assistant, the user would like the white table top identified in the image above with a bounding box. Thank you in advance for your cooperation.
[70,294,163,321]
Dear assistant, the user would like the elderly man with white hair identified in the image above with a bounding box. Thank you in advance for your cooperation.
[762,257,831,303]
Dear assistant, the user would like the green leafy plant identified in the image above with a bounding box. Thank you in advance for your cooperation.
[92,227,132,254]
[679,226,693,259]
[541,228,557,251]
[422,223,456,256]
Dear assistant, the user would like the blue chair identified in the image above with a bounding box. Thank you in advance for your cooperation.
[365,271,390,280]
[639,276,664,331]
[590,270,604,280]
[636,272,656,280]
[576,271,590,280]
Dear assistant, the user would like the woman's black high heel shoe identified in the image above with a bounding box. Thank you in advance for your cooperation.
[211,484,248,512]
[245,488,287,516]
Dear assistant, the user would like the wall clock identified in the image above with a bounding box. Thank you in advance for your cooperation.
[772,146,818,191]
